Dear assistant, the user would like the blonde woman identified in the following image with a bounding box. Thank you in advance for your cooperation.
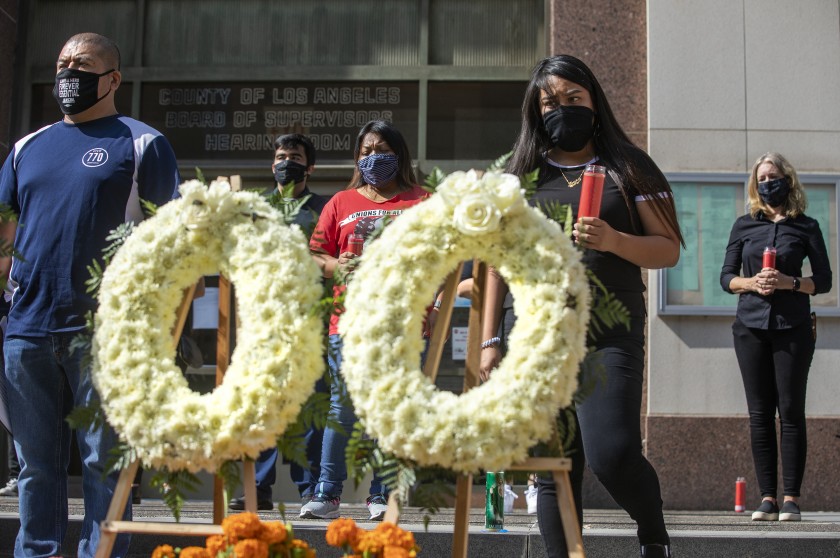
[720,152,832,522]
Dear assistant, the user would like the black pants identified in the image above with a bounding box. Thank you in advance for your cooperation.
[535,340,670,556]
[732,319,814,498]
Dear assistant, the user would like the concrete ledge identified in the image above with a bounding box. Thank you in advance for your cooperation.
[1,503,839,557]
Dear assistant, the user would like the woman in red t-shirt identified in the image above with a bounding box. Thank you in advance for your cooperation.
[303,120,428,521]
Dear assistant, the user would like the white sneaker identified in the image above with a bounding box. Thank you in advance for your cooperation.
[366,494,388,521]
[299,494,341,519]
[0,478,18,498]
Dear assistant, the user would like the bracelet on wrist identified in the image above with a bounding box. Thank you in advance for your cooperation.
[433,298,442,309]
[481,336,501,349]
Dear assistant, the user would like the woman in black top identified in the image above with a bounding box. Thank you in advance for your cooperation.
[720,152,832,522]
[481,55,684,558]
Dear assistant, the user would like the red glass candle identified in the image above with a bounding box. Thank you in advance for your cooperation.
[578,164,606,219]
[347,233,365,256]
[762,247,776,269]
[735,477,746,512]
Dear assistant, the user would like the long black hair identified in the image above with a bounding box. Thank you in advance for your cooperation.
[347,120,417,190]
[508,54,684,246]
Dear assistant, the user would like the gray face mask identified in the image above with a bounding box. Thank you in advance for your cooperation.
[757,177,790,207]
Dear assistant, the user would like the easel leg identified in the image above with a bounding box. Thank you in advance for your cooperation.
[451,473,473,558]
[96,459,139,558]
[555,470,585,558]
[213,476,225,524]
[243,460,257,513]
[383,492,401,524]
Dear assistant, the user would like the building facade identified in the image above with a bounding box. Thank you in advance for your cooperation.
[1,0,838,510]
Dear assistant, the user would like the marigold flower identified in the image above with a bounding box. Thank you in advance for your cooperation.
[222,512,263,543]
[374,522,416,550]
[206,534,228,556]
[382,545,411,558]
[356,530,389,554]
[151,544,176,558]
[232,538,269,558]
[326,517,361,548]
[178,547,211,558]
[260,521,288,546]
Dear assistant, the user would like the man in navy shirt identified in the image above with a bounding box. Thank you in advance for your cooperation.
[0,33,180,558]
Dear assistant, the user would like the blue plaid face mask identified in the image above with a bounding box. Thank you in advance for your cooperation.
[358,153,399,186]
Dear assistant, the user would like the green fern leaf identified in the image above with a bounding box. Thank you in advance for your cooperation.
[487,152,513,173]
[195,167,207,185]
[422,167,446,192]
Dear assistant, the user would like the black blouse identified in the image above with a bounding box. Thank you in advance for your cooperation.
[720,212,832,330]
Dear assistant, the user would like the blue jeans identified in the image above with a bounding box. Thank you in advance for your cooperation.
[4,335,130,558]
[315,335,384,498]
[252,376,327,500]
[288,376,327,499]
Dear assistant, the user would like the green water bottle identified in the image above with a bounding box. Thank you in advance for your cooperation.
[485,471,505,530]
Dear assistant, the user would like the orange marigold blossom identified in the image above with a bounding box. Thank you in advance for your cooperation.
[206,534,228,556]
[382,546,411,558]
[356,530,389,554]
[233,538,269,558]
[222,512,263,543]
[326,517,361,548]
[178,547,211,558]
[151,544,176,558]
[260,521,288,545]
[374,522,416,550]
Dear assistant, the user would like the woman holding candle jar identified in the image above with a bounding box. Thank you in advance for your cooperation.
[305,120,428,521]
[480,54,684,558]
[720,152,832,522]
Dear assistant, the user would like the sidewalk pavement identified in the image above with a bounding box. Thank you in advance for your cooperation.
[1,498,839,557]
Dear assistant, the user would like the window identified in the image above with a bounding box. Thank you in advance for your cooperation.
[22,0,545,172]
[426,81,526,160]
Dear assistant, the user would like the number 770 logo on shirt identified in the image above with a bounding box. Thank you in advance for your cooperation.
[82,148,109,168]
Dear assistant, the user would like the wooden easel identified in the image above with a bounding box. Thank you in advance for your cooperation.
[383,260,585,558]
[96,176,256,557]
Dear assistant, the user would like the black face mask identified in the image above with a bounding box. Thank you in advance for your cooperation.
[274,160,308,187]
[757,177,790,207]
[52,67,115,115]
[543,105,596,152]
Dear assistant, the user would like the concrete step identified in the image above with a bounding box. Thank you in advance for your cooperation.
[1,500,839,557]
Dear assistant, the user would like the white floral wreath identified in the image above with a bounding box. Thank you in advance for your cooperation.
[340,170,590,473]
[92,180,324,473]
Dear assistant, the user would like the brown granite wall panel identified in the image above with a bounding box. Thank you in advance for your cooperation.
[544,0,657,509]
[646,415,840,511]
[549,0,648,150]
[0,0,19,161]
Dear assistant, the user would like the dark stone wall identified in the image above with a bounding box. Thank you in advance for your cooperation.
[0,0,20,162]
[549,0,648,150]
